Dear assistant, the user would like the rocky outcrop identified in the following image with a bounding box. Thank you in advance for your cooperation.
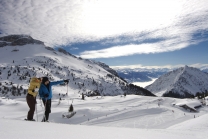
[0,35,44,46]
[58,48,77,58]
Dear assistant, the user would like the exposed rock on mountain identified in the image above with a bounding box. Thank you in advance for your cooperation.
[0,35,44,47]
[145,66,208,98]
[0,35,154,97]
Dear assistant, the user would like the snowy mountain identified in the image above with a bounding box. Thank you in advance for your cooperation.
[114,66,208,83]
[145,66,208,98]
[0,35,154,97]
[1,35,208,138]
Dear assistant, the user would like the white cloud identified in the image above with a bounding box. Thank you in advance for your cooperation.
[70,47,79,50]
[111,63,208,70]
[79,39,189,58]
[0,0,208,55]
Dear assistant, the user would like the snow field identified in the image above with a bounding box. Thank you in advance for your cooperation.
[1,94,208,139]
[1,89,208,129]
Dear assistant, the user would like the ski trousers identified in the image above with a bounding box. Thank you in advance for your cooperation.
[26,94,36,120]
[42,99,51,121]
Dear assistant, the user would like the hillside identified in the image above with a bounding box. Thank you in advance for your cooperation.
[145,66,208,98]
[0,35,154,97]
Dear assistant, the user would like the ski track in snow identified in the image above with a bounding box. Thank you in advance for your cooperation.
[1,95,208,130]
[1,95,208,139]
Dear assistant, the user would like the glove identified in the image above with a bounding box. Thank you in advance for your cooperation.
[64,79,69,84]
[35,88,39,92]
[44,94,49,98]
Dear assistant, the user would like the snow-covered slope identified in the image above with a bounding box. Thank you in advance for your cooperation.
[1,95,208,139]
[1,116,208,139]
[0,35,154,97]
[145,66,208,98]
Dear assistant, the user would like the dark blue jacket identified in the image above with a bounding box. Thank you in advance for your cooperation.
[39,80,64,100]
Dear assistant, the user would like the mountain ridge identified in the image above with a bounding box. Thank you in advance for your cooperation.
[145,65,208,98]
[113,65,208,83]
[0,35,155,97]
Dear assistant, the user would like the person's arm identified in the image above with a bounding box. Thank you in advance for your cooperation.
[38,87,44,99]
[50,80,65,86]
[28,84,37,97]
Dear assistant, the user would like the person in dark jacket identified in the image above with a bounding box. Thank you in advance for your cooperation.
[39,77,69,122]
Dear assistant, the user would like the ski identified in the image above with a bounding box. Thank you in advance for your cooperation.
[24,119,36,121]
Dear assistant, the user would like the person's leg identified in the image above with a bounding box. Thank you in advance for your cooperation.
[45,99,51,121]
[42,99,51,121]
[42,99,46,122]
[26,94,35,120]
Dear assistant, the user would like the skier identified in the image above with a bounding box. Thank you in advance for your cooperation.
[39,77,69,122]
[26,74,43,121]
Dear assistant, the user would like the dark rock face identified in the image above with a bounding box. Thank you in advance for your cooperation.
[0,35,44,46]
[95,61,119,77]
[58,48,69,55]
[58,48,77,58]
[45,47,55,51]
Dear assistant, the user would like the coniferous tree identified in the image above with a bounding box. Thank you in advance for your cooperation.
[82,93,85,100]
[23,89,27,95]
[68,104,74,112]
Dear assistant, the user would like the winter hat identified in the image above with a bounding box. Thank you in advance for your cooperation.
[42,77,49,84]
[36,72,44,78]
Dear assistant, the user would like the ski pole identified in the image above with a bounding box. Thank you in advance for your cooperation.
[35,103,38,122]
[43,98,47,122]
[67,83,70,106]
[67,82,68,95]
[39,97,43,109]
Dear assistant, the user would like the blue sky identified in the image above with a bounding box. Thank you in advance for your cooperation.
[62,37,208,66]
[0,0,208,68]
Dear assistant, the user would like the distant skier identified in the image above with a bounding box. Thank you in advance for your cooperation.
[26,75,43,121]
[39,77,69,122]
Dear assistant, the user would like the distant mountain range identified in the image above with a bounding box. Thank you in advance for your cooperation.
[113,66,208,83]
